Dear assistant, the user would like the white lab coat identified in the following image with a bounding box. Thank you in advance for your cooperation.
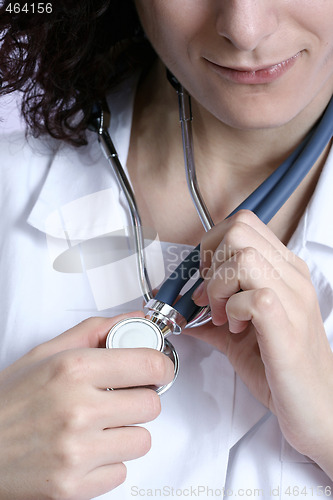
[0,76,333,499]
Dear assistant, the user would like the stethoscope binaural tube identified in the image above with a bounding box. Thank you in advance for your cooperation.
[88,101,154,305]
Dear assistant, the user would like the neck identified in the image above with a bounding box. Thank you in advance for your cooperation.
[128,60,332,244]
[139,59,330,174]
[191,90,331,178]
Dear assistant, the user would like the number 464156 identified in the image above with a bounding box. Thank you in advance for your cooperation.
[6,3,53,14]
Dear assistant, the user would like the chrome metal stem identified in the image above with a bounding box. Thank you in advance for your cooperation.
[177,87,214,232]
[144,299,188,337]
[97,110,153,304]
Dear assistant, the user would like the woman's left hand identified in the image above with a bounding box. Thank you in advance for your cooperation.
[189,210,333,474]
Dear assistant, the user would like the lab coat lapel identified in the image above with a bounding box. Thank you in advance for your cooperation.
[288,144,333,340]
[26,74,138,237]
[229,376,269,449]
[115,335,237,496]
[26,136,120,236]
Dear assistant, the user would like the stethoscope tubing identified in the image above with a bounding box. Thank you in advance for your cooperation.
[156,95,333,322]
[232,97,333,223]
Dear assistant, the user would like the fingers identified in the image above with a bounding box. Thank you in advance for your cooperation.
[199,210,304,277]
[92,387,162,429]
[10,312,145,375]
[33,311,145,357]
[194,246,291,325]
[87,426,152,467]
[47,424,150,475]
[226,288,290,344]
[102,347,174,389]
[75,463,127,500]
[46,346,174,391]
[193,210,311,326]
[44,382,162,435]
[40,426,148,500]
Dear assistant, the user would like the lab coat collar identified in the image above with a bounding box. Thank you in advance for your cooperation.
[287,143,333,325]
[289,143,333,252]
[229,375,269,449]
[27,74,139,237]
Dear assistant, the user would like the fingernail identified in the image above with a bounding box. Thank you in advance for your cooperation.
[192,282,205,302]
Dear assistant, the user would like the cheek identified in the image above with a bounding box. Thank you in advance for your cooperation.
[134,0,209,68]
[291,1,333,61]
[321,34,333,68]
[307,24,333,91]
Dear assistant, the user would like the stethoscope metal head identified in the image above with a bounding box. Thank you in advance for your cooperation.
[144,299,187,336]
[106,317,179,395]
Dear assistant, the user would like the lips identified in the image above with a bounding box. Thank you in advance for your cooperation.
[205,52,302,84]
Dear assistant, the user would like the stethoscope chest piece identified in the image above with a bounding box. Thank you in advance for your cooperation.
[106,317,179,395]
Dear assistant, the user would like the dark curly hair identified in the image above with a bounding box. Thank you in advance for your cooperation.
[0,0,156,145]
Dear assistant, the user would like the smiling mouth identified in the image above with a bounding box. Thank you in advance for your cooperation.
[205,52,302,84]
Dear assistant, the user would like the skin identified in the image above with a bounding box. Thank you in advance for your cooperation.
[134,0,333,130]
[132,0,333,477]
[1,0,333,498]
[129,0,333,245]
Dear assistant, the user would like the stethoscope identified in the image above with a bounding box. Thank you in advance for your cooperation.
[89,71,333,395]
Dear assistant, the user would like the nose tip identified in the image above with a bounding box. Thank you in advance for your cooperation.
[215,1,279,52]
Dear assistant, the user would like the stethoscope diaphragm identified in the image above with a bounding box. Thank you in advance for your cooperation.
[106,317,179,395]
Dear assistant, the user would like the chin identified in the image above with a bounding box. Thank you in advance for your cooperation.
[207,93,307,131]
[218,111,297,131]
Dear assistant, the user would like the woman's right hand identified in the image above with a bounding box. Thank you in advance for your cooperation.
[0,313,174,500]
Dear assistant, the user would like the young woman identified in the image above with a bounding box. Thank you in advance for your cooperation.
[0,0,332,498]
